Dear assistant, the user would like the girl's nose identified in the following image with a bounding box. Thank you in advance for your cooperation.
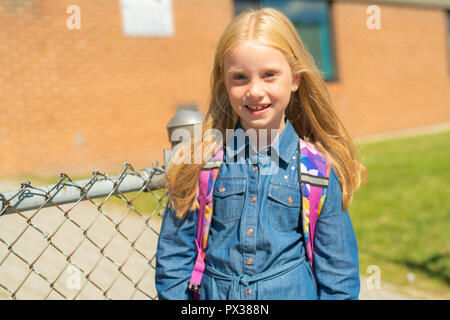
[247,82,264,98]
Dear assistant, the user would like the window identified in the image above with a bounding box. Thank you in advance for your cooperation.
[234,0,337,81]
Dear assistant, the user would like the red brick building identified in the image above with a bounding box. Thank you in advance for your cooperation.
[0,0,448,177]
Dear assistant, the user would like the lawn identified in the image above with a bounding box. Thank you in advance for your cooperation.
[350,129,450,298]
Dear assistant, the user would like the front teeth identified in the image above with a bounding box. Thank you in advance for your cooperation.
[247,105,268,111]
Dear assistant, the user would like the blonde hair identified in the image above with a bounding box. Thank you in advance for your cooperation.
[167,8,367,219]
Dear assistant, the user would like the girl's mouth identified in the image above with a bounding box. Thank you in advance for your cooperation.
[245,104,271,115]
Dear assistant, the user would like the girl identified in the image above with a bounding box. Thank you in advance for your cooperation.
[155,8,367,300]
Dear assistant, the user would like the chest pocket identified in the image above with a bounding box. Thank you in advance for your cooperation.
[267,181,301,232]
[212,176,246,223]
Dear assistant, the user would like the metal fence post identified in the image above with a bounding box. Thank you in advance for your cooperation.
[164,108,204,169]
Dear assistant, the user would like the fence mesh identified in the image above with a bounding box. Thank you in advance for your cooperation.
[0,163,167,300]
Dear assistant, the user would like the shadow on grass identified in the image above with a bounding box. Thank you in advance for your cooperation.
[360,247,450,286]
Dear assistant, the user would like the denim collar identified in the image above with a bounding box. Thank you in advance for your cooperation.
[224,116,299,165]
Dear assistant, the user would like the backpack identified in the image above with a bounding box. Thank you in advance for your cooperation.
[188,138,331,299]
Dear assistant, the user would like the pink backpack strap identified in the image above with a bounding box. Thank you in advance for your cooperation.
[298,138,331,277]
[188,148,224,299]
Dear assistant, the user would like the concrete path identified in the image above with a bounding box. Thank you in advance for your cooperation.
[0,180,160,300]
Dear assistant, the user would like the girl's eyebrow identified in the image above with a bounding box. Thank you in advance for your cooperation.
[226,67,282,75]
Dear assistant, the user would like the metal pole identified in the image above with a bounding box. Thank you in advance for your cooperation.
[0,165,166,215]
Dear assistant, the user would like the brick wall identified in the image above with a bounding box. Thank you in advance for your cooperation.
[0,0,448,177]
[0,0,233,176]
[327,2,450,137]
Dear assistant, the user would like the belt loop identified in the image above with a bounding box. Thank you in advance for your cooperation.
[229,275,243,299]
[229,275,250,299]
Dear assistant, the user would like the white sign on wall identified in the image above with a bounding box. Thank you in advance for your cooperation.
[119,0,174,37]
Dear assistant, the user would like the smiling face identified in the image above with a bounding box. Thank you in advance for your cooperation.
[223,40,300,134]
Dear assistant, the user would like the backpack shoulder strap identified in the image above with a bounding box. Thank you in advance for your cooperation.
[298,138,331,276]
[188,148,224,298]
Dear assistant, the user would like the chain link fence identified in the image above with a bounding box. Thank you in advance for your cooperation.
[0,162,167,300]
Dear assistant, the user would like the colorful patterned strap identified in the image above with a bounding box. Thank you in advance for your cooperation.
[188,138,331,298]
[188,149,223,299]
[299,139,331,275]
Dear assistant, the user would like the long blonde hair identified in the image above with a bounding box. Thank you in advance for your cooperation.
[167,8,367,219]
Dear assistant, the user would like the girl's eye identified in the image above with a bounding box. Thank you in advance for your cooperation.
[232,72,275,80]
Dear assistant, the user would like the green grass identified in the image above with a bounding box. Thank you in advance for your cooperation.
[351,129,450,298]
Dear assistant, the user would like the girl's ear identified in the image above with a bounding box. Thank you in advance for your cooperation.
[291,73,301,92]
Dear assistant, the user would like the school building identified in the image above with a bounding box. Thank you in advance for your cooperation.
[0,0,449,177]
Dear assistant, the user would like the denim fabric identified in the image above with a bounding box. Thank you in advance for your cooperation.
[155,118,360,300]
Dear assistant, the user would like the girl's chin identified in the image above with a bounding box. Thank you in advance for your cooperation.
[240,118,275,130]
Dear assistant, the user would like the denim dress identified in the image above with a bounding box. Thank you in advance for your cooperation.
[155,118,360,300]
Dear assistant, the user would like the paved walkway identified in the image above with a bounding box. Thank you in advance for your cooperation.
[0,180,160,300]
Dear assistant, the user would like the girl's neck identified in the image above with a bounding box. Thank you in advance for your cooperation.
[240,114,286,152]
